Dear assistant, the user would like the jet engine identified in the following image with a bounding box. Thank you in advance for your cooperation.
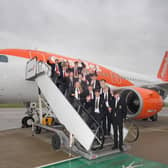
[120,87,164,119]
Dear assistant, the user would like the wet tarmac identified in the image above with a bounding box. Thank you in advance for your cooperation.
[0,108,168,167]
[0,108,25,131]
[0,128,74,168]
[127,116,168,165]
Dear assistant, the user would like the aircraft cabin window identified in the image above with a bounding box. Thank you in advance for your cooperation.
[0,55,8,63]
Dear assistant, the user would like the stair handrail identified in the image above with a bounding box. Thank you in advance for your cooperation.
[73,99,105,150]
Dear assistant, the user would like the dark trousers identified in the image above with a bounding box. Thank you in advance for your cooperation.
[51,73,57,84]
[93,112,102,125]
[65,88,73,104]
[72,99,80,111]
[103,112,112,135]
[112,118,123,148]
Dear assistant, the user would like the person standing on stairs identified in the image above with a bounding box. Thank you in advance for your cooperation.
[111,93,127,152]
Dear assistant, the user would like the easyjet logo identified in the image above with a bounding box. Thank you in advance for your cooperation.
[161,57,168,78]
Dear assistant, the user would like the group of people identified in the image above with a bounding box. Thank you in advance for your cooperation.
[47,57,127,152]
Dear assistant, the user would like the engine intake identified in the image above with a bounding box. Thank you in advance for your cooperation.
[120,87,164,119]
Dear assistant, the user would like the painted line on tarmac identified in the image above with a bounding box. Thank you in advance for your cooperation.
[141,128,168,133]
[36,156,81,168]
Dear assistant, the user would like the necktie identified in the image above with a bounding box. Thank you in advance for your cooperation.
[63,71,66,77]
[95,98,99,109]
[55,64,59,74]
[100,88,103,94]
[75,88,79,99]
[92,80,96,89]
[115,98,118,108]
[105,93,108,102]
[90,92,93,99]
[74,67,78,77]
[83,74,86,81]
[70,78,73,87]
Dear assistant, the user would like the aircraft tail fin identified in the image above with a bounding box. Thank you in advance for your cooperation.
[157,51,168,81]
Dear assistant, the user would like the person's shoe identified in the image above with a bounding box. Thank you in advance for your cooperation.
[119,147,124,152]
[112,145,118,150]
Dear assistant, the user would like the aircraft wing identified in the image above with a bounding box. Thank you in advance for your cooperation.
[141,82,168,99]
[109,82,168,99]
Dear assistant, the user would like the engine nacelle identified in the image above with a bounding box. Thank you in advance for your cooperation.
[121,87,164,119]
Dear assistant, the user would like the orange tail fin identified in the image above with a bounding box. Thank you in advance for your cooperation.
[157,51,168,81]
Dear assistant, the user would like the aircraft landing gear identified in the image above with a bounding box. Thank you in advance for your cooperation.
[150,114,158,121]
[142,113,158,122]
[22,116,34,128]
[52,133,61,150]
[21,102,37,128]
[34,126,42,134]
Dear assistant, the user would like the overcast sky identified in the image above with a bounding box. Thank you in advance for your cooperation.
[0,0,168,76]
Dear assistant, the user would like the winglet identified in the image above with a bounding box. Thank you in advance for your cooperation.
[157,51,168,81]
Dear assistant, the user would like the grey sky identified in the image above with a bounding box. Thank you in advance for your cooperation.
[0,0,168,76]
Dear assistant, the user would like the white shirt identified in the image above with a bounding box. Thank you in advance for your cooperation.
[92,80,96,89]
[100,88,103,94]
[115,96,120,108]
[75,88,80,100]
[104,93,109,107]
[89,91,94,99]
[95,97,100,113]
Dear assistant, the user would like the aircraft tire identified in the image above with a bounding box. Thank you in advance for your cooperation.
[142,118,148,121]
[22,117,27,128]
[51,133,61,150]
[22,116,34,128]
[150,114,158,121]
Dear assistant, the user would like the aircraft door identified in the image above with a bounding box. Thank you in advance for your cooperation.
[29,50,46,62]
[0,55,8,99]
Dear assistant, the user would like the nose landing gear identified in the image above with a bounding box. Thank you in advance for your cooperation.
[21,102,37,128]
[22,116,34,128]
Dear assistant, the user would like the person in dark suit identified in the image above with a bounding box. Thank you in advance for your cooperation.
[75,73,88,91]
[108,89,115,136]
[81,67,89,82]
[100,79,106,95]
[70,81,85,109]
[59,62,66,80]
[71,61,86,79]
[84,85,94,100]
[65,71,75,103]
[89,74,101,91]
[88,89,106,125]
[47,57,57,83]
[79,61,86,74]
[83,85,95,124]
[72,61,79,78]
[102,86,112,135]
[59,65,70,94]
[65,60,71,72]
[55,59,62,76]
[111,93,127,151]
[56,59,64,82]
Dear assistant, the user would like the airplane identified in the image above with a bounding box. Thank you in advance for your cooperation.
[0,48,167,126]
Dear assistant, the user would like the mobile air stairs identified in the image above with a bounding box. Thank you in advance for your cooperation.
[25,57,132,160]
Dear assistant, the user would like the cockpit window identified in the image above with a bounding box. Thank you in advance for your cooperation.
[0,55,8,63]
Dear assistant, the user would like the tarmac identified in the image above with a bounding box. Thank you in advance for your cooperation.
[127,116,168,165]
[0,108,168,167]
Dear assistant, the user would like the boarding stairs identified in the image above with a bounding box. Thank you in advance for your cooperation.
[25,57,121,159]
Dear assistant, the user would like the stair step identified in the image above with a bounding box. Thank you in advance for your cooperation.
[91,141,113,150]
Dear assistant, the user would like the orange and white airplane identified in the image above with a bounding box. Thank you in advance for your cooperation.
[0,49,167,121]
